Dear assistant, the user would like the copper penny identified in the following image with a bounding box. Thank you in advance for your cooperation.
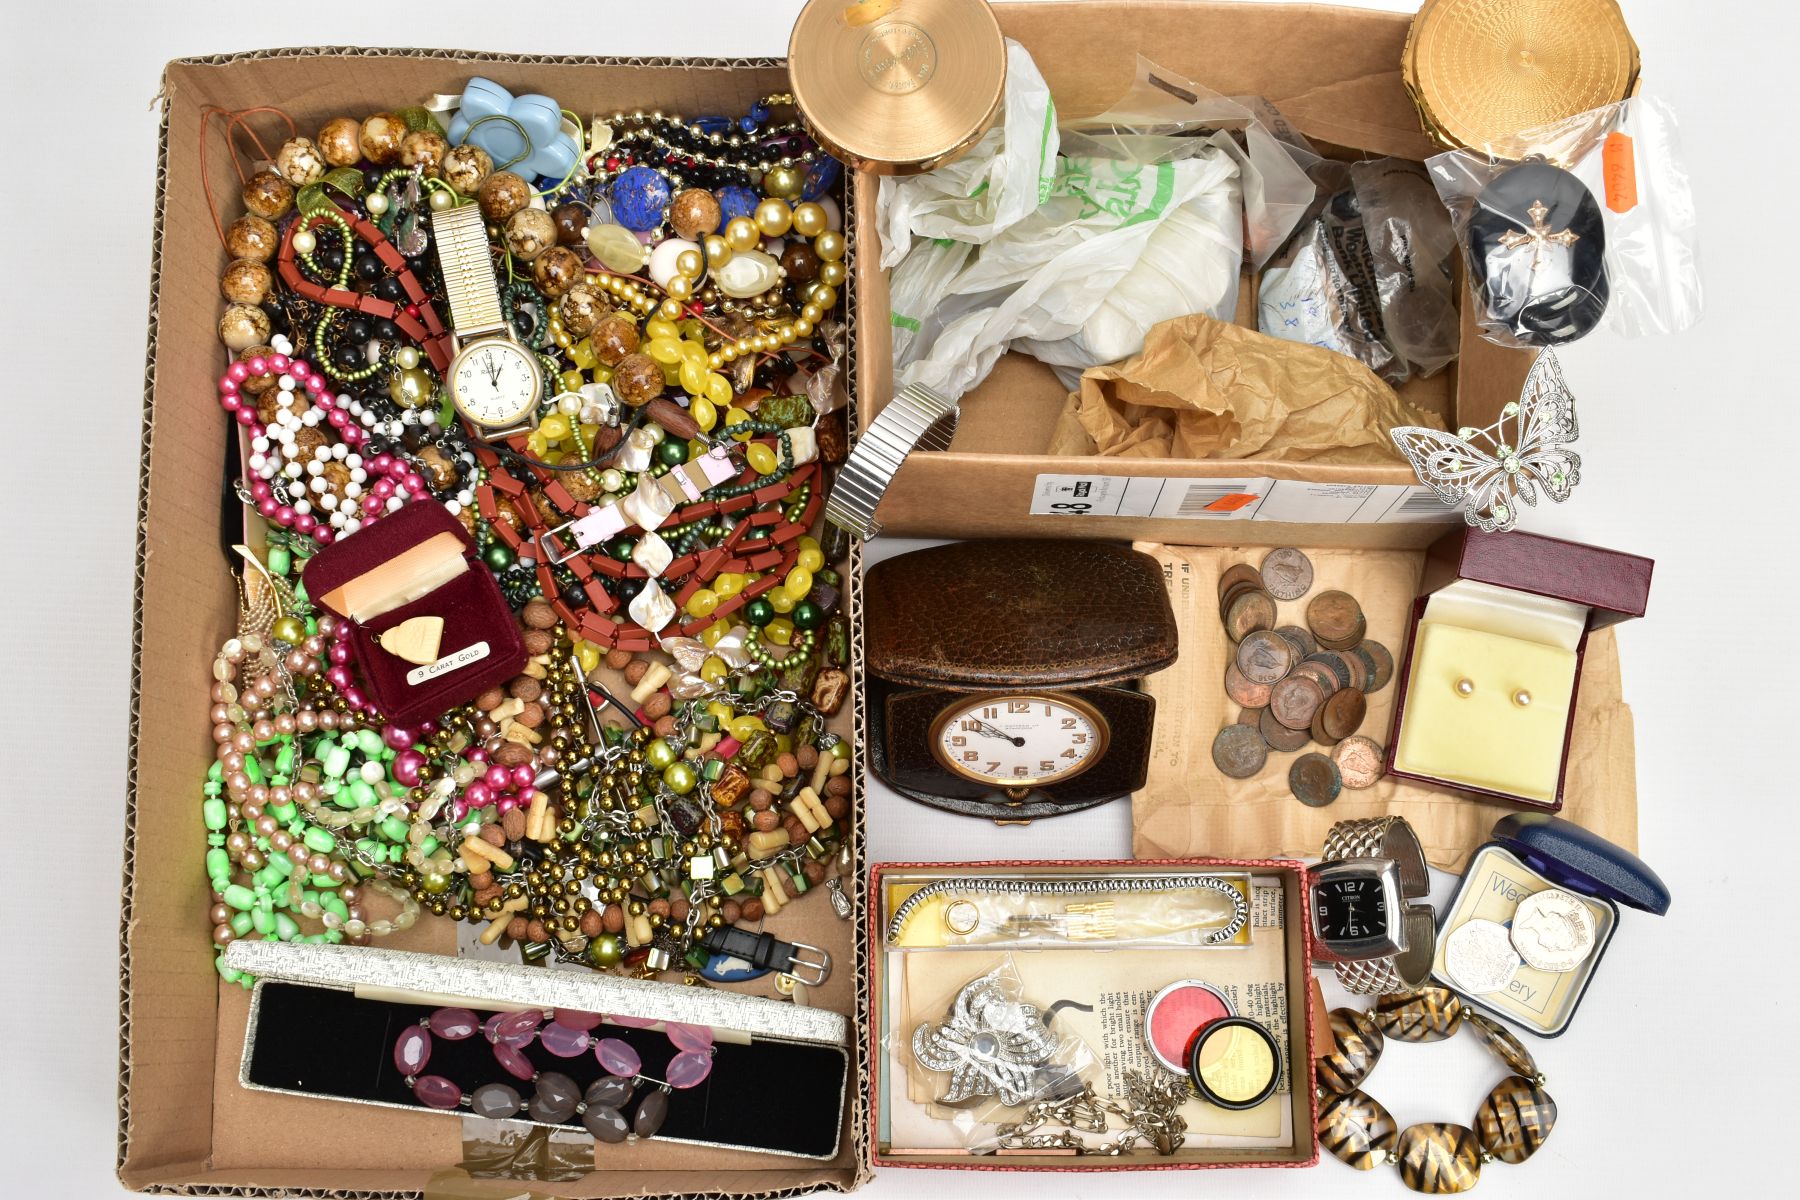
[1212,724,1270,779]
[1217,563,1264,604]
[1225,662,1274,708]
[1260,706,1311,752]
[1307,590,1363,649]
[1236,630,1295,685]
[1289,752,1343,807]
[1310,704,1340,747]
[1218,579,1268,621]
[1339,648,1370,691]
[1331,736,1385,789]
[1320,687,1368,741]
[1303,652,1352,691]
[1291,661,1341,699]
[1276,624,1317,657]
[1237,706,1265,728]
[1361,641,1394,692]
[1260,548,1314,601]
[1318,613,1367,653]
[1224,591,1277,642]
[1270,674,1326,731]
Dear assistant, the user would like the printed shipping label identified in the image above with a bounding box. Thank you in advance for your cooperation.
[1030,473,1456,524]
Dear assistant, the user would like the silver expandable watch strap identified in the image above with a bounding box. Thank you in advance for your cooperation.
[1324,816,1434,994]
[431,202,506,335]
[824,382,958,539]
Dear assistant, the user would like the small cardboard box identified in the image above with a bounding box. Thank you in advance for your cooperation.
[1384,527,1653,812]
[851,0,1537,548]
[868,859,1320,1172]
[120,49,867,1198]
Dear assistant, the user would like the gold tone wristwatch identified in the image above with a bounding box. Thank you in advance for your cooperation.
[431,203,542,442]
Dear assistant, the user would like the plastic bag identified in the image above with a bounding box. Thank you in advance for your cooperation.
[1427,95,1701,348]
[1258,158,1459,383]
[877,44,1317,401]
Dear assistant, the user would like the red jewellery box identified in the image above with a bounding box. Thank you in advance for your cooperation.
[869,858,1320,1172]
[1384,527,1653,812]
[303,499,526,726]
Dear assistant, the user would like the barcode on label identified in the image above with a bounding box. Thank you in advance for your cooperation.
[1396,491,1455,515]
[1175,484,1260,517]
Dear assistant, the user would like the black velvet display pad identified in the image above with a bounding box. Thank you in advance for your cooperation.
[245,983,847,1158]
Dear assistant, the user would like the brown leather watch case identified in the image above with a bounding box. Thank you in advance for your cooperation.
[865,540,1178,819]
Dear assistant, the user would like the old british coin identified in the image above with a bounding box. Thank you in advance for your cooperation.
[1224,662,1274,708]
[1212,723,1270,779]
[1276,624,1317,657]
[1217,563,1264,603]
[1306,590,1364,647]
[1288,752,1342,807]
[1510,888,1597,973]
[1445,919,1522,994]
[1303,651,1353,691]
[1217,578,1268,621]
[1319,687,1368,742]
[1260,706,1312,752]
[1291,660,1342,699]
[1236,630,1295,684]
[1223,590,1278,643]
[1269,673,1326,731]
[1338,647,1370,691]
[1331,736,1386,790]
[1237,705,1265,729]
[1320,613,1368,653]
[1361,640,1395,692]
[1259,547,1315,600]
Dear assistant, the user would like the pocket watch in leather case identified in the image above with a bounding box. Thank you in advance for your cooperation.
[865,540,1178,821]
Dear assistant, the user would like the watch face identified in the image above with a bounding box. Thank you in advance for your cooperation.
[450,339,540,428]
[928,693,1109,789]
[1312,874,1389,942]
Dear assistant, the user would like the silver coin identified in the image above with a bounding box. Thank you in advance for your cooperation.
[1445,919,1521,994]
[1511,888,1597,973]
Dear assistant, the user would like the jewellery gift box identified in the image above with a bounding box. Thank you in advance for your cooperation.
[1384,526,1652,810]
[303,498,526,726]
[224,941,850,1158]
[868,859,1321,1171]
[1430,813,1671,1037]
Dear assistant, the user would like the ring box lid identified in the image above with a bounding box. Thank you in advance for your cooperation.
[303,497,476,619]
[1491,813,1671,915]
[865,540,1178,689]
[1424,527,1653,631]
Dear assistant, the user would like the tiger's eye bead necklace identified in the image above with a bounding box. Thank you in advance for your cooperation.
[1315,987,1558,1194]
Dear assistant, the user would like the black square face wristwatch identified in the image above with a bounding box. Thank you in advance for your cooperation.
[1312,816,1435,994]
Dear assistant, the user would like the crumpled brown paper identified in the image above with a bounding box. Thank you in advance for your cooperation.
[1129,542,1638,872]
[1047,314,1445,462]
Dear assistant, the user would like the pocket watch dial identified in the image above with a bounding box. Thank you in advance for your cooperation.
[450,339,540,428]
[928,693,1110,788]
[1313,875,1389,941]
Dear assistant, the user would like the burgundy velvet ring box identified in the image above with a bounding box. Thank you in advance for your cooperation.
[303,500,526,727]
[1385,527,1652,812]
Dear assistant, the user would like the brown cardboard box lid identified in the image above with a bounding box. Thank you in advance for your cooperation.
[1424,526,1653,630]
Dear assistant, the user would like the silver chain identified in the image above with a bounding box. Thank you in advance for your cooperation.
[994,1071,1190,1156]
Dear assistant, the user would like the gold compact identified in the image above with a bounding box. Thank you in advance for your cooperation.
[788,0,1006,174]
[1404,0,1640,153]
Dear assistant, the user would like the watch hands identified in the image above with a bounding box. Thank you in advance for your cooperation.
[972,721,1025,747]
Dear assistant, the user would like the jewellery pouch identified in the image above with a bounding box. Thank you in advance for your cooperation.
[1129,541,1641,871]
[304,499,526,725]
[1387,526,1652,811]
[226,942,849,1159]
[1430,814,1670,1037]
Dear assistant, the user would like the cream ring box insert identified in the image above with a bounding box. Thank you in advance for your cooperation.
[1384,526,1653,812]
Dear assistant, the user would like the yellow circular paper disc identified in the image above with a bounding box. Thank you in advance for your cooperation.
[1404,0,1640,153]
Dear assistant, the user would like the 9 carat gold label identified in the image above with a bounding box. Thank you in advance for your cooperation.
[858,21,937,95]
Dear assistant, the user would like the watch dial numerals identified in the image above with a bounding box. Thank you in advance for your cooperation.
[1314,877,1389,940]
[929,694,1109,788]
[452,342,538,426]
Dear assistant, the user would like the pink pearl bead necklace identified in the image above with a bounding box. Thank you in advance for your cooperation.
[217,338,432,546]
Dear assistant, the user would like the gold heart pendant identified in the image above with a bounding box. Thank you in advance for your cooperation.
[377,615,444,665]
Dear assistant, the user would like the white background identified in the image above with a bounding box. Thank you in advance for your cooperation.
[2,0,1796,1196]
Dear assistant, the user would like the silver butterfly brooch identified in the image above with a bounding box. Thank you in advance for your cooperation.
[1390,348,1580,533]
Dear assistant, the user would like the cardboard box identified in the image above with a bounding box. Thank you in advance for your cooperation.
[851,0,1537,547]
[868,859,1319,1172]
[1384,527,1653,812]
[121,49,868,1197]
